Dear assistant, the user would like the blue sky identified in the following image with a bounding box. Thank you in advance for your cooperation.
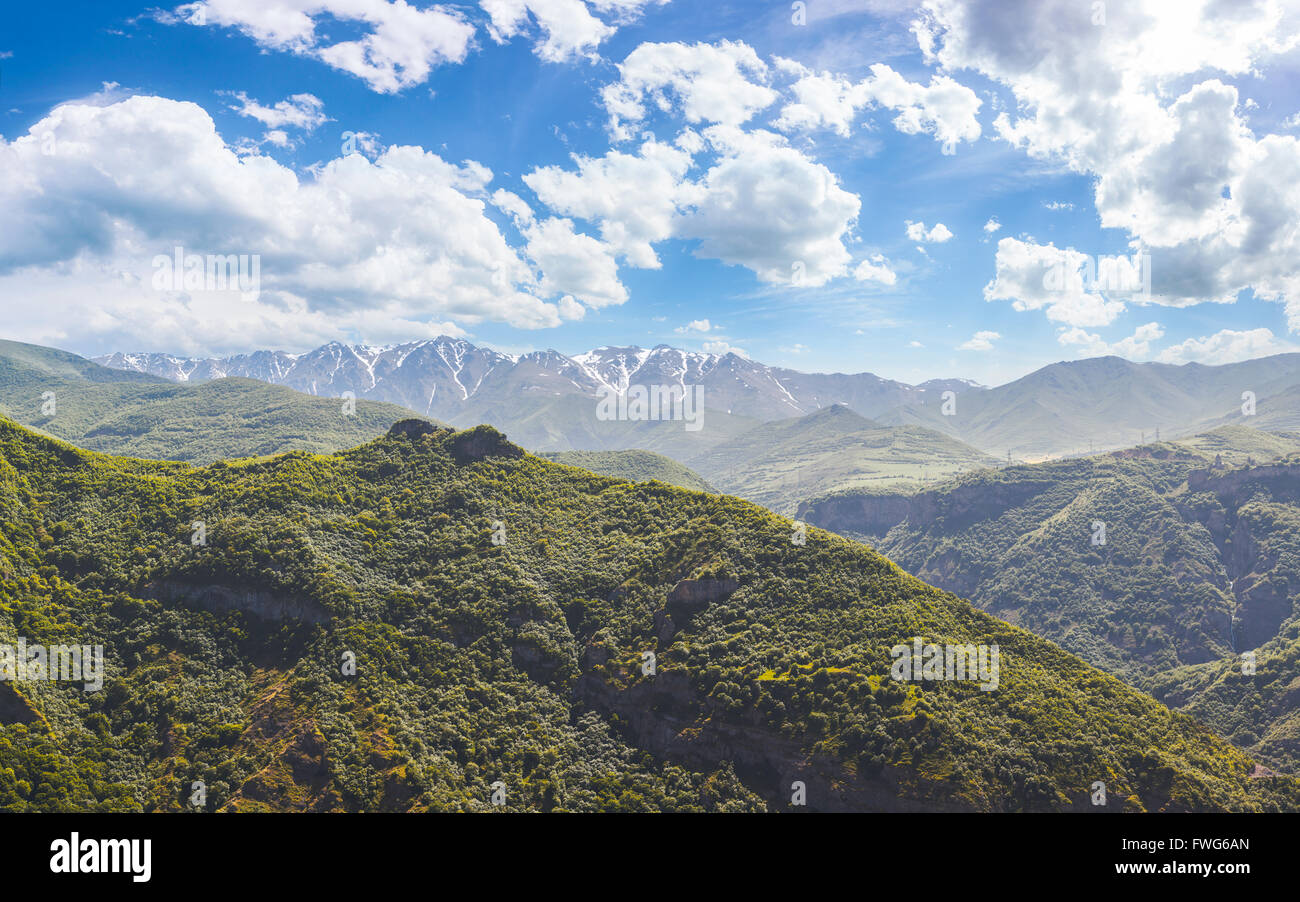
[2,0,1299,387]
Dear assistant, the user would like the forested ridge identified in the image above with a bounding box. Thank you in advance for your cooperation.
[799,432,1300,773]
[0,415,1293,811]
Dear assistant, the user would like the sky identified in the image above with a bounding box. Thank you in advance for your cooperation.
[2,0,1300,387]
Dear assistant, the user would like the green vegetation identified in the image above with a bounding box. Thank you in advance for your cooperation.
[539,449,715,492]
[0,339,431,464]
[0,414,1293,811]
[799,427,1300,772]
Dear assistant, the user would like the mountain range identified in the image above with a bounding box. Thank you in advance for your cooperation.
[96,339,1300,461]
[95,339,980,442]
[0,339,424,464]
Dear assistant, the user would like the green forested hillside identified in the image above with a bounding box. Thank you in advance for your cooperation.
[0,339,429,463]
[799,428,1300,771]
[0,415,1292,811]
[539,449,715,491]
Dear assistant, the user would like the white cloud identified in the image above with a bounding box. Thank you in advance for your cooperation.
[521,216,628,308]
[227,92,328,148]
[771,60,872,137]
[675,319,713,333]
[680,126,860,286]
[853,254,897,285]
[917,0,1300,332]
[491,188,536,226]
[984,238,1128,327]
[557,294,586,320]
[0,95,631,353]
[772,59,981,152]
[856,63,981,153]
[167,1,475,93]
[601,41,779,140]
[905,220,952,243]
[702,339,747,357]
[958,330,1000,351]
[480,0,668,62]
[527,122,860,288]
[983,216,1000,233]
[1155,328,1297,365]
[227,92,328,131]
[524,136,694,268]
[1057,321,1165,358]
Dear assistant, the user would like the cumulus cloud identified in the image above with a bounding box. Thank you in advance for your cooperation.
[227,92,328,148]
[521,216,628,307]
[1057,321,1165,358]
[681,126,860,286]
[958,330,1000,351]
[983,216,1000,233]
[917,0,1300,331]
[857,63,981,153]
[772,59,981,152]
[675,319,713,333]
[601,41,780,140]
[525,124,860,288]
[853,254,897,285]
[0,95,628,353]
[905,220,952,243]
[1155,328,1297,365]
[702,339,747,357]
[227,92,328,131]
[524,136,695,268]
[480,0,668,62]
[165,1,476,93]
[984,238,1132,327]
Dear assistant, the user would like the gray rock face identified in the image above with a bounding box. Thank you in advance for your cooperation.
[143,581,330,624]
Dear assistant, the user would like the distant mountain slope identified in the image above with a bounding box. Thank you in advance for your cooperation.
[798,428,1300,772]
[688,404,998,515]
[447,383,760,459]
[1175,425,1300,467]
[0,339,426,463]
[0,415,1293,811]
[879,354,1300,460]
[2,339,171,386]
[97,340,1300,463]
[95,337,983,427]
[539,449,715,492]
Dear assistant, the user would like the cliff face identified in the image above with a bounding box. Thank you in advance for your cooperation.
[1186,462,1300,502]
[1180,463,1300,648]
[798,477,1056,540]
[797,492,912,538]
[142,581,331,624]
